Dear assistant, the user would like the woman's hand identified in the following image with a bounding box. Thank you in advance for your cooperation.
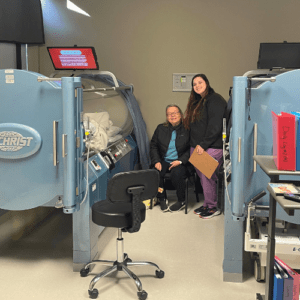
[195,145,204,155]
[169,160,181,170]
[155,162,162,171]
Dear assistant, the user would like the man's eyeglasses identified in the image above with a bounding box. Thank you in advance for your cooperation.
[167,112,180,117]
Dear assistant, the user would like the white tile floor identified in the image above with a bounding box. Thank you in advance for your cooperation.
[0,193,265,300]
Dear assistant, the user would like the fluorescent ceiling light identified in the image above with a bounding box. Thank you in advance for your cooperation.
[67,0,90,17]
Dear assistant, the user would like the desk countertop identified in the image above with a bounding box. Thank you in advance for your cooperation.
[267,184,300,216]
[253,155,300,176]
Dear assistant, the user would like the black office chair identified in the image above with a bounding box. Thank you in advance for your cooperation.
[155,168,200,214]
[80,169,164,300]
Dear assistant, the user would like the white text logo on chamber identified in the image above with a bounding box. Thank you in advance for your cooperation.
[0,131,33,152]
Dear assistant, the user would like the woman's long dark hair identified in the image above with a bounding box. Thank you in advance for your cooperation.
[183,74,214,130]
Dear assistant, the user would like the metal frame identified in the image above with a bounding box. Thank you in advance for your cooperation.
[81,229,163,298]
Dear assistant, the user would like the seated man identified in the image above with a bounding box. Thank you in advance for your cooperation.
[150,104,190,212]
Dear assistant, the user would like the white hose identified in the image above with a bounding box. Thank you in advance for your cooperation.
[80,142,90,206]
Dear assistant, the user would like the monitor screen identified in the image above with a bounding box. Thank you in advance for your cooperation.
[257,43,300,69]
[47,47,99,70]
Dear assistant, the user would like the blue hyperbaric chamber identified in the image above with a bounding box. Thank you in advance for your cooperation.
[223,69,300,283]
[0,69,143,270]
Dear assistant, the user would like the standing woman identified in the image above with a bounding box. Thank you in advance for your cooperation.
[183,74,227,219]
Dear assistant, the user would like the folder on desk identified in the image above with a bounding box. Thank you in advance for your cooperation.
[188,149,219,179]
[275,256,299,300]
[272,112,296,171]
[291,112,300,171]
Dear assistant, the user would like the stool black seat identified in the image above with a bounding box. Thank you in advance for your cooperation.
[92,200,146,228]
[80,169,164,300]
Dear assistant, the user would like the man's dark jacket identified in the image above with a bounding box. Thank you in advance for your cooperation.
[150,122,190,166]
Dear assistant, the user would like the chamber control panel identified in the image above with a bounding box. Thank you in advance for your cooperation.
[91,159,101,171]
[99,138,132,168]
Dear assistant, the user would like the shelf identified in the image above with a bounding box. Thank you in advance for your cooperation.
[253,155,300,176]
[267,184,300,216]
[253,155,300,300]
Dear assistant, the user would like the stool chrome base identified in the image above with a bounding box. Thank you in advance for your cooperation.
[80,229,164,300]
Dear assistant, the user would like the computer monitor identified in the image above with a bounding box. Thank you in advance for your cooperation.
[47,46,99,70]
[257,42,300,69]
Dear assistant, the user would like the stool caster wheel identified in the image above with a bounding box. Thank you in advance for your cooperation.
[156,270,164,278]
[124,253,132,263]
[80,267,90,277]
[89,289,99,299]
[137,290,147,300]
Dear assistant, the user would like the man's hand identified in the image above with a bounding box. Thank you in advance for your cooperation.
[169,160,181,170]
[155,162,162,171]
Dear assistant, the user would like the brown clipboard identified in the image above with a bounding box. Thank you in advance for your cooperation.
[189,149,219,179]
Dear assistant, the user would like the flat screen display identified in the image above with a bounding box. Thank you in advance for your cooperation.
[257,43,300,69]
[47,47,99,70]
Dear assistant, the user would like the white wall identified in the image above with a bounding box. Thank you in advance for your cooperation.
[26,0,300,137]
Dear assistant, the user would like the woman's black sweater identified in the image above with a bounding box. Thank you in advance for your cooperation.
[190,92,227,150]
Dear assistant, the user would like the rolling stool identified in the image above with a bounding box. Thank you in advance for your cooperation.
[80,169,164,300]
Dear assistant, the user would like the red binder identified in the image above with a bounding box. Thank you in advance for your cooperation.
[272,111,296,171]
[275,256,299,300]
